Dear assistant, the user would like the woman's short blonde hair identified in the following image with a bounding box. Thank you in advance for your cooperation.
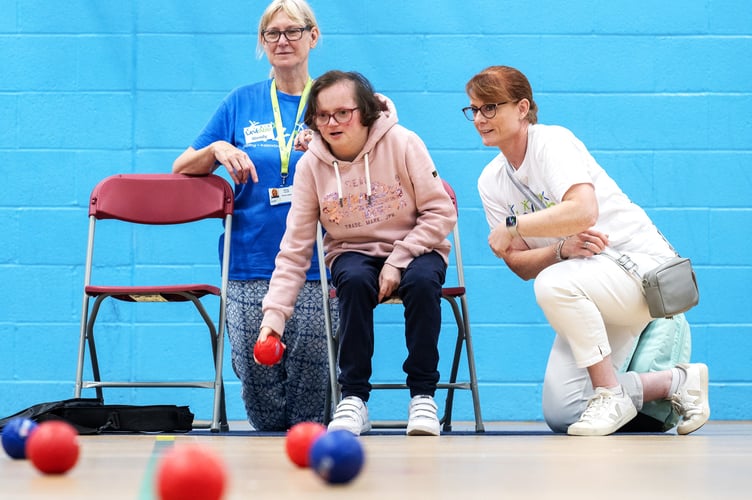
[256,0,319,59]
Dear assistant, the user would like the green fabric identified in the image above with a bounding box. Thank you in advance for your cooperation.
[620,314,692,431]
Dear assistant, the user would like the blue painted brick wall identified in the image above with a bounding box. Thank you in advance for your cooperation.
[1,0,750,424]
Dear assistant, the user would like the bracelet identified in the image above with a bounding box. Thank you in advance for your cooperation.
[554,240,567,262]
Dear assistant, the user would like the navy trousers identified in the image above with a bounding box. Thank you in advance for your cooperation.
[330,251,446,402]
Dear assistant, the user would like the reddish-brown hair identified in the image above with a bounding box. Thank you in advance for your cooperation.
[465,66,538,124]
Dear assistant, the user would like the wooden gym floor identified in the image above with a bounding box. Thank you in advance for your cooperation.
[2,421,751,499]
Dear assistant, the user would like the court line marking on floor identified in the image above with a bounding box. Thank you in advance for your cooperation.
[137,435,175,500]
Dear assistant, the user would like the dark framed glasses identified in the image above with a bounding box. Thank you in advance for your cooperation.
[261,26,311,43]
[314,107,359,126]
[462,101,510,120]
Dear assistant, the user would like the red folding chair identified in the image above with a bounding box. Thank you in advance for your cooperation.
[318,179,484,432]
[74,174,234,432]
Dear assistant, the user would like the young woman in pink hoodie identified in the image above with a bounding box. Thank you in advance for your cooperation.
[259,70,457,436]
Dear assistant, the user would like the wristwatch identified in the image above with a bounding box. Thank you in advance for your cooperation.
[505,215,519,238]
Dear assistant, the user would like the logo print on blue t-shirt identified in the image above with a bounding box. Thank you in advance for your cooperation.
[244,121,276,145]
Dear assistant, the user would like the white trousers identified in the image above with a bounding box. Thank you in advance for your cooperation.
[535,254,658,433]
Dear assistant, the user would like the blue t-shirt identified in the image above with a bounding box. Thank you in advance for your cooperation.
[192,79,321,280]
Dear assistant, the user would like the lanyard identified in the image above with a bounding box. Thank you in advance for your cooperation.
[270,78,312,186]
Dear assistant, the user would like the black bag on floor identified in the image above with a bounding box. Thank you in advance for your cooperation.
[0,398,194,435]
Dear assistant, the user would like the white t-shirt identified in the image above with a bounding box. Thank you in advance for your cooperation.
[478,124,674,266]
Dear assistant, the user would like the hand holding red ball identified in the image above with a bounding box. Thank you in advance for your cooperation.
[254,333,285,365]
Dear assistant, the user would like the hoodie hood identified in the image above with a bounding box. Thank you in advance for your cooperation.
[306,95,399,205]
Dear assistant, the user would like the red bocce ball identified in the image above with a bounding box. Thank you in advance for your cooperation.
[26,420,80,475]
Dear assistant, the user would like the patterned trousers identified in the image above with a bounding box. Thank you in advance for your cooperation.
[226,279,337,431]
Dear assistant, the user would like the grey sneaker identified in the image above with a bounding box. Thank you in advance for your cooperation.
[671,363,710,435]
[328,396,371,436]
[567,386,637,436]
[406,395,440,436]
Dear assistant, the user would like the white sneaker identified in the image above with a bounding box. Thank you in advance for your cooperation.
[406,395,440,436]
[671,363,710,435]
[328,396,371,436]
[567,386,637,436]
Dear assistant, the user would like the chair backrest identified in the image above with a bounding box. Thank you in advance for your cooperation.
[89,174,234,224]
[440,179,465,289]
[441,179,458,215]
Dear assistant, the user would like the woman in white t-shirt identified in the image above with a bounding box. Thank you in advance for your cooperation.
[464,65,710,436]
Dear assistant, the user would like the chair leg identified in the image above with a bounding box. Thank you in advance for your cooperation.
[75,295,91,399]
[323,304,340,426]
[209,321,228,433]
[441,297,466,432]
[324,327,340,425]
[323,373,333,425]
[460,296,485,433]
[439,295,485,433]
[442,333,466,432]
[85,295,108,402]
[212,380,229,433]
[186,294,229,433]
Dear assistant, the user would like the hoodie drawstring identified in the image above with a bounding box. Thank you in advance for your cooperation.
[333,160,344,207]
[332,154,372,207]
[364,152,372,204]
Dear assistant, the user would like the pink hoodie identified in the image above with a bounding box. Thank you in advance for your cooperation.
[261,101,457,336]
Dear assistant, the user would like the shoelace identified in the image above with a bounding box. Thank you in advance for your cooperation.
[670,393,701,419]
[579,391,612,420]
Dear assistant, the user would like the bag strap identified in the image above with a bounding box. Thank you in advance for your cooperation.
[656,229,681,257]
[601,247,644,284]
[505,162,546,212]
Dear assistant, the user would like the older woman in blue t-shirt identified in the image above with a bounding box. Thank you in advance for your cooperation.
[173,0,335,431]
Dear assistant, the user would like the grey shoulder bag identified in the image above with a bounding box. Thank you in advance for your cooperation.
[504,162,699,319]
[637,241,699,319]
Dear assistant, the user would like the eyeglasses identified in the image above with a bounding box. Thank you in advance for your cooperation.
[314,107,359,126]
[462,101,510,121]
[261,26,311,43]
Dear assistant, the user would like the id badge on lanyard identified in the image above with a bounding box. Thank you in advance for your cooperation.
[268,78,312,206]
[268,185,293,206]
